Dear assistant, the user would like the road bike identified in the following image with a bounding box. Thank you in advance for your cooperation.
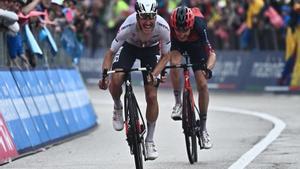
[162,53,212,164]
[103,67,151,169]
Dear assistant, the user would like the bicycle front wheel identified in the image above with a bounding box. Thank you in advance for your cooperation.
[128,95,143,169]
[182,91,198,164]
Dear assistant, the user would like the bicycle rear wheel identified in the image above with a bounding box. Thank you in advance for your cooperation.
[182,91,198,164]
[128,95,143,169]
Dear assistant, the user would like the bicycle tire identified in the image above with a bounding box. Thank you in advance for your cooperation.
[128,94,144,169]
[182,91,198,164]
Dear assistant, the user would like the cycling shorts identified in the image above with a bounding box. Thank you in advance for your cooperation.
[112,42,159,84]
[171,39,207,72]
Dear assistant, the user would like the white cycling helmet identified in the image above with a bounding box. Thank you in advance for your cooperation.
[135,0,158,14]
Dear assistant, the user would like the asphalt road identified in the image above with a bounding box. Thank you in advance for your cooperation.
[2,86,300,169]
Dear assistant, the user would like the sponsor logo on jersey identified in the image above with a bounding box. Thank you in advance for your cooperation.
[120,23,134,31]
[157,22,169,31]
[152,34,159,38]
[117,23,134,34]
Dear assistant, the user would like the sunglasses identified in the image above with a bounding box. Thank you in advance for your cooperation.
[138,13,157,20]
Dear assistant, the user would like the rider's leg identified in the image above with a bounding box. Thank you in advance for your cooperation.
[170,50,183,120]
[194,71,209,130]
[170,50,182,104]
[109,73,125,131]
[144,84,158,142]
[194,71,212,149]
[109,43,136,131]
[144,84,159,160]
[139,44,160,159]
[109,73,124,109]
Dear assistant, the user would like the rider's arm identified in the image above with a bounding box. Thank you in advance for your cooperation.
[101,49,114,72]
[207,51,216,70]
[152,17,171,76]
[152,52,170,77]
[195,17,216,70]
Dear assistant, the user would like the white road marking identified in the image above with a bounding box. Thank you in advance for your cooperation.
[212,106,286,169]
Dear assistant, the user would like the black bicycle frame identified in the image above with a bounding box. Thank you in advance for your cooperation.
[105,68,148,169]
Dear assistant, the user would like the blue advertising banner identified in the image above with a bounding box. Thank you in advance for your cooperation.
[11,70,50,144]
[0,70,41,149]
[22,70,60,140]
[80,51,296,92]
[209,51,285,91]
[0,70,32,152]
[242,52,285,90]
[57,69,90,130]
[45,69,80,133]
[68,69,97,126]
[34,69,69,137]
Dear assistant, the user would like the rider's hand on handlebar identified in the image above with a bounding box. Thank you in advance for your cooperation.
[147,73,160,87]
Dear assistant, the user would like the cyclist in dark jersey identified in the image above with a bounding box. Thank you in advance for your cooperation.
[169,6,216,149]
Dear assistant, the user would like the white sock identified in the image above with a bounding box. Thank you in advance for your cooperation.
[114,99,122,109]
[174,90,181,105]
[145,121,156,143]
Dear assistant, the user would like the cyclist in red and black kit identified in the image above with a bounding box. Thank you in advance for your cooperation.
[169,6,216,149]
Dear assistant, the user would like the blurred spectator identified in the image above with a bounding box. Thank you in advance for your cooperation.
[4,0,31,69]
[106,0,130,29]
[105,0,130,48]
[84,0,108,58]
[157,0,169,20]
[278,0,300,86]
[239,0,265,50]
[59,0,86,64]
[1,0,300,68]
[0,7,20,36]
[289,0,300,86]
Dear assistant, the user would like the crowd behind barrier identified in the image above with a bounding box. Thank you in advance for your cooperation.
[0,0,299,64]
[0,1,299,85]
[1,0,300,86]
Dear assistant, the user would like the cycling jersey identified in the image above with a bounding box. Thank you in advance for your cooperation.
[111,13,171,55]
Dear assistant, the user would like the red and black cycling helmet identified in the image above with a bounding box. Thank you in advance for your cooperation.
[171,6,195,31]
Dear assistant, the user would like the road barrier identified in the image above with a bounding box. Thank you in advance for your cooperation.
[0,67,97,164]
